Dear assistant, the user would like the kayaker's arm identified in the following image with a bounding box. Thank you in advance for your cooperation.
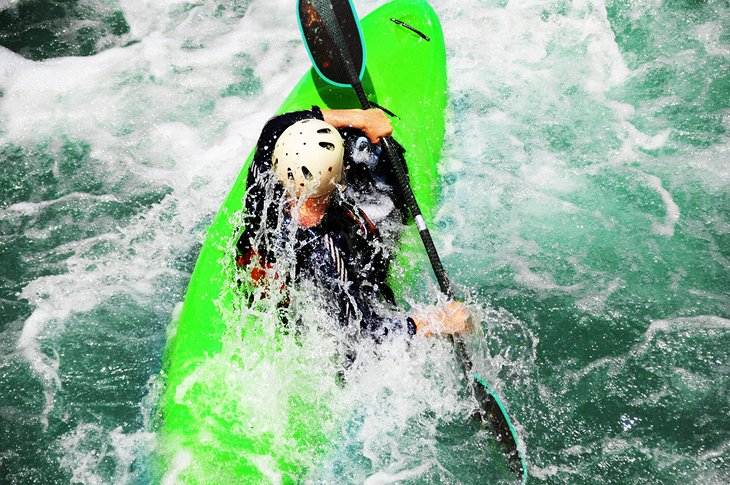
[322,108,392,144]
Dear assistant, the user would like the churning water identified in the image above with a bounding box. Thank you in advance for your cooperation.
[0,0,728,483]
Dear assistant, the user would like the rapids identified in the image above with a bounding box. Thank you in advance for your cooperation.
[0,0,728,483]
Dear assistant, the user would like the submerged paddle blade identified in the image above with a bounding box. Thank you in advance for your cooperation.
[298,0,366,87]
[454,337,528,482]
[473,373,529,482]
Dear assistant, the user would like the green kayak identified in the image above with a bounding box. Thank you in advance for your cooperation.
[156,0,447,481]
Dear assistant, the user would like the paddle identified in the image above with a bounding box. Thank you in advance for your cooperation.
[298,0,528,481]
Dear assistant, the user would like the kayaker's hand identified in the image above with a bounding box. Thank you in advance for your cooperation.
[412,301,474,336]
[359,108,392,144]
[322,108,392,144]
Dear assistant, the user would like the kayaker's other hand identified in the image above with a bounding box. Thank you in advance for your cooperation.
[413,301,474,336]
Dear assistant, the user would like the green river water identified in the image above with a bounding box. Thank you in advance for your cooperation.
[0,0,728,483]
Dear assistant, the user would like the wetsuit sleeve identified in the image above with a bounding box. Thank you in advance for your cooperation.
[236,107,325,260]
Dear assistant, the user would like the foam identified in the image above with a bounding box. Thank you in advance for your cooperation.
[575,277,622,315]
[4,0,311,440]
[2,0,728,482]
[363,462,431,484]
[16,308,62,431]
[0,0,20,11]
[644,315,730,341]
[59,423,153,484]
[5,192,122,216]
[644,173,681,237]
[161,449,192,485]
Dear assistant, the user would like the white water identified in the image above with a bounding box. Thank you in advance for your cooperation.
[1,0,728,482]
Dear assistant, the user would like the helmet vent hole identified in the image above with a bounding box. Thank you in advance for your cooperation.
[301,166,313,179]
[287,168,294,181]
[319,141,335,151]
[317,128,332,134]
[328,167,333,172]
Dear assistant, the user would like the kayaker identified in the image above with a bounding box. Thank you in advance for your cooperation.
[236,106,471,340]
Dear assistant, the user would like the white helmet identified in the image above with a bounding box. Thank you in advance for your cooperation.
[272,119,345,198]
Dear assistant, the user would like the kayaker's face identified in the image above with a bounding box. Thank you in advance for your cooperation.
[287,192,333,229]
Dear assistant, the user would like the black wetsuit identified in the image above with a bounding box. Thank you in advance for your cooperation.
[236,107,415,341]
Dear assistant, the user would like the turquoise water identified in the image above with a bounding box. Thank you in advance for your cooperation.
[0,0,728,483]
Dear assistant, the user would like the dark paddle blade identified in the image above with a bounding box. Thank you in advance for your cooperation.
[475,375,528,481]
[454,336,527,482]
[298,0,366,87]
